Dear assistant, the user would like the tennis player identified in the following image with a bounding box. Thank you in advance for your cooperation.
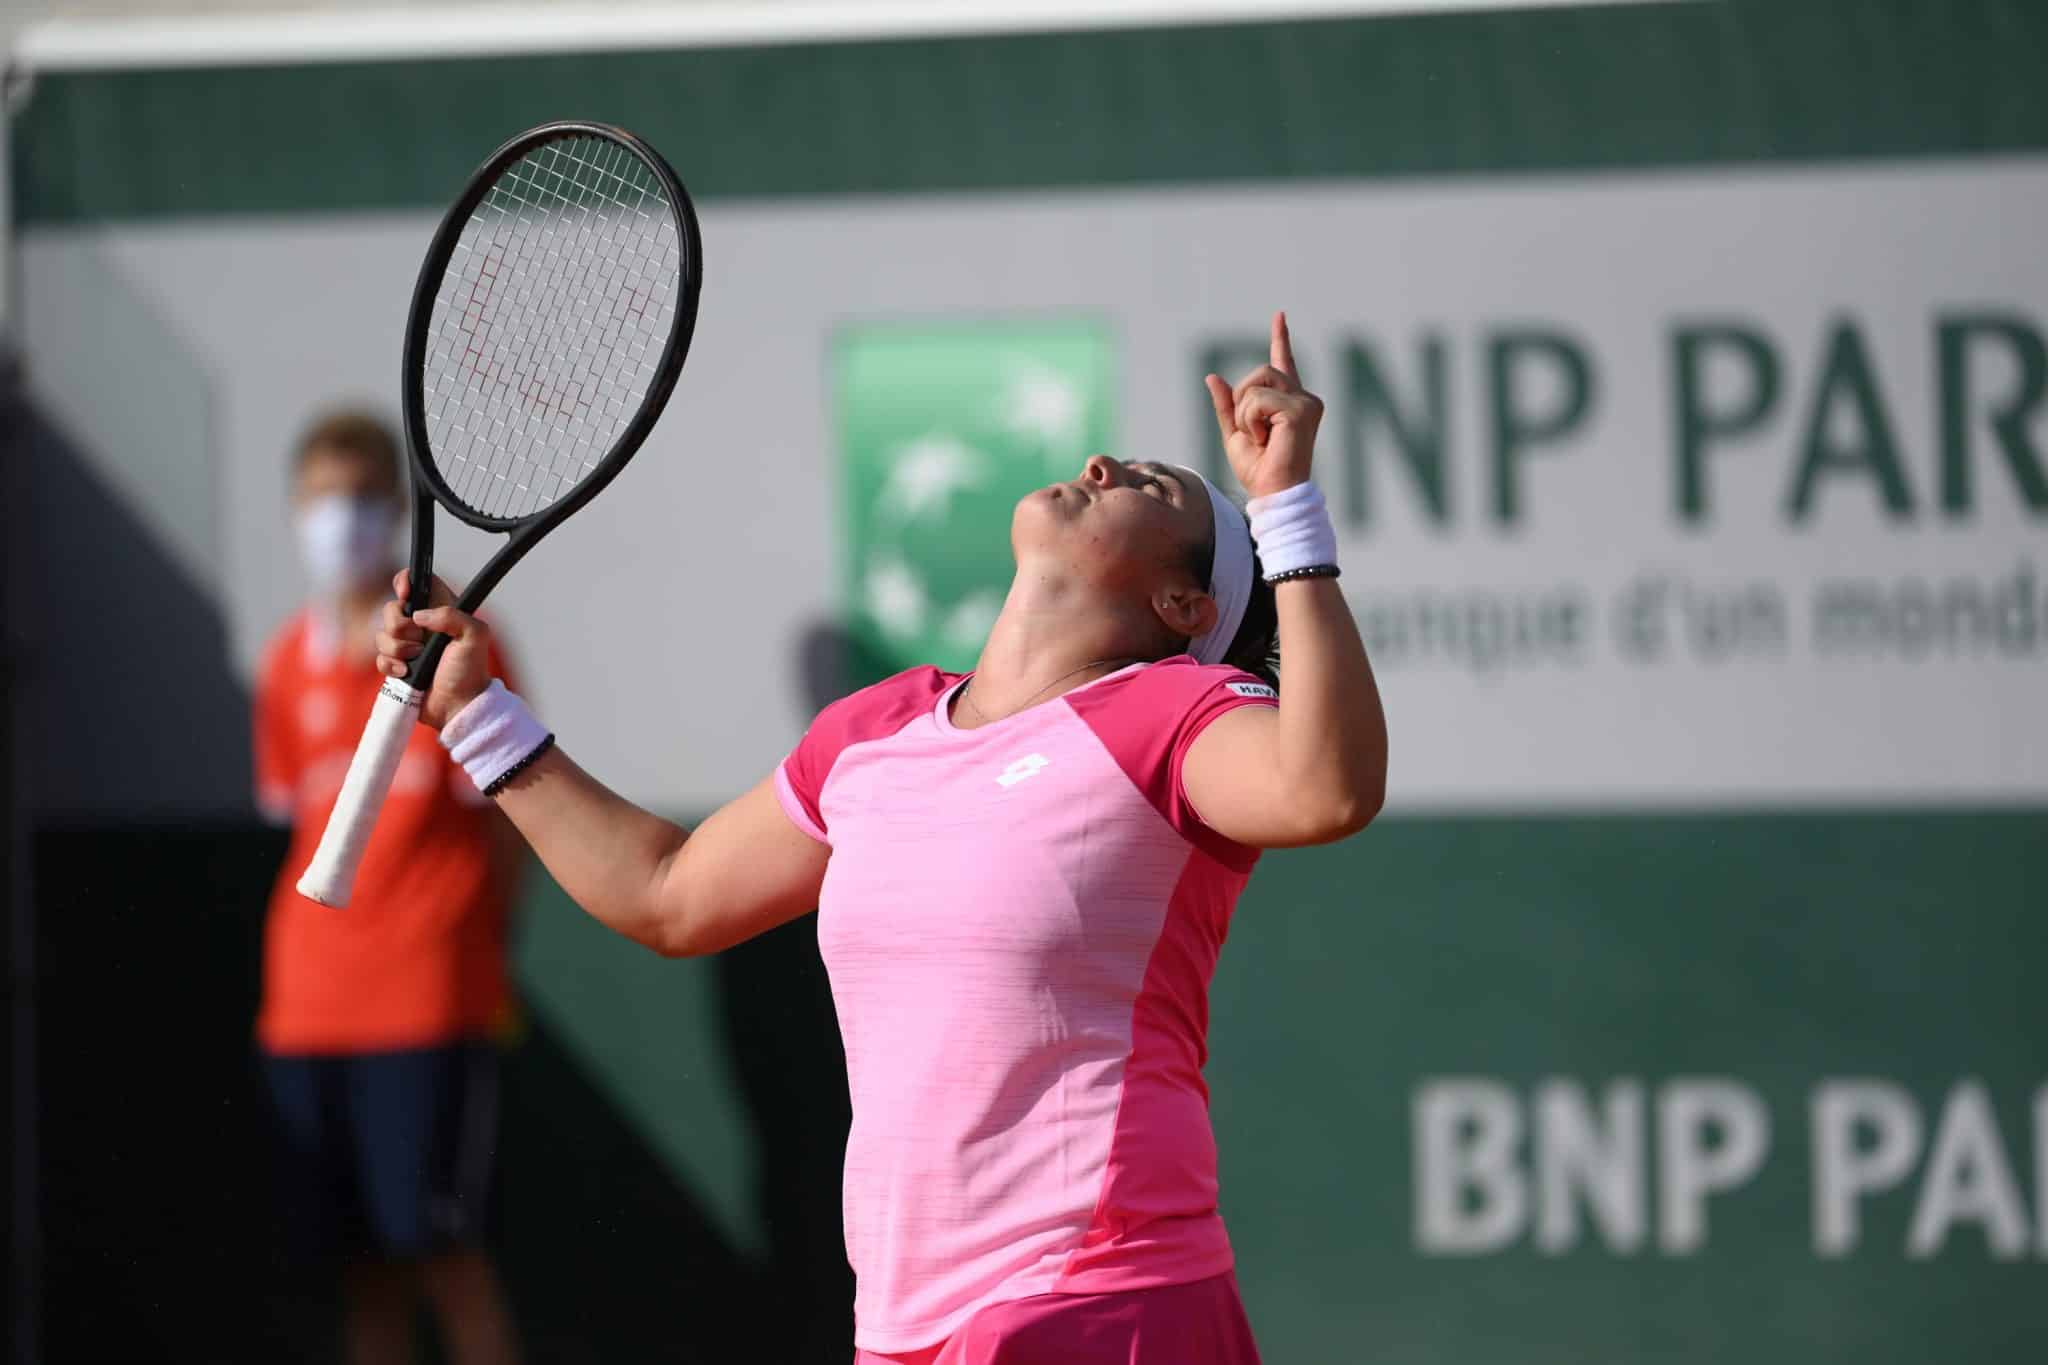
[256,411,523,1365]
[376,312,1385,1363]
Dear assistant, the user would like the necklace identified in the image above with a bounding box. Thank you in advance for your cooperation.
[957,657,1142,726]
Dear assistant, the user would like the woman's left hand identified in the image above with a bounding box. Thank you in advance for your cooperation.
[1204,311,1325,500]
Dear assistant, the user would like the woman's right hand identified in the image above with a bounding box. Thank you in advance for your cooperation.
[375,570,494,730]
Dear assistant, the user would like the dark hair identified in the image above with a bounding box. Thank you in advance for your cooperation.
[1224,553,1281,687]
[294,409,403,495]
[1185,522,1281,688]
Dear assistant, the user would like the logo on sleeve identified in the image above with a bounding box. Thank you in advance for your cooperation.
[996,753,1052,788]
[1227,681,1278,700]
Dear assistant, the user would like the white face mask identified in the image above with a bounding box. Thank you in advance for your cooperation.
[295,494,397,594]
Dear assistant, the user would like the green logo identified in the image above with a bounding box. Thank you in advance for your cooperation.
[834,319,1116,675]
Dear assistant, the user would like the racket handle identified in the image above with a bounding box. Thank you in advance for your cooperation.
[296,679,424,907]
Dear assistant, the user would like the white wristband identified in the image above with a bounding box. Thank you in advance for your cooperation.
[439,679,551,795]
[1246,480,1339,579]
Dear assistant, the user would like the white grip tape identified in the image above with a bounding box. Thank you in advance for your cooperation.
[295,679,423,907]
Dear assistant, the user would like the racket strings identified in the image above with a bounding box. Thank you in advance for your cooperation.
[437,139,674,514]
[444,138,673,511]
[422,133,683,520]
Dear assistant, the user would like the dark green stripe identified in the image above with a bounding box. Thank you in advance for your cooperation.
[16,0,2048,224]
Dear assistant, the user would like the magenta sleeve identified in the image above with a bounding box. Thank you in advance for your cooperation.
[775,759,829,843]
[773,666,956,843]
[1067,658,1277,871]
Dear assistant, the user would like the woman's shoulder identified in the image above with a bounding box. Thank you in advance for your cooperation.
[804,665,959,743]
[841,663,960,707]
[1064,656,1277,742]
[1108,655,1275,705]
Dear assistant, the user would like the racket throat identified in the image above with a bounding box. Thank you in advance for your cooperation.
[406,632,454,690]
[405,493,435,617]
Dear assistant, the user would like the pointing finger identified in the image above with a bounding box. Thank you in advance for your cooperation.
[1270,310,1299,381]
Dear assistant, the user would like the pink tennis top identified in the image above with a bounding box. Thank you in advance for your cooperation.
[773,656,1279,1352]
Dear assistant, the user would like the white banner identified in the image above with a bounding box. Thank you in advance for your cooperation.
[23,157,2047,812]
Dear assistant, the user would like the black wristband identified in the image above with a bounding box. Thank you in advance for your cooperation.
[1265,564,1341,585]
[482,733,556,797]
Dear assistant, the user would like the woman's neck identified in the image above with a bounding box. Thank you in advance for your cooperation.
[958,571,1155,725]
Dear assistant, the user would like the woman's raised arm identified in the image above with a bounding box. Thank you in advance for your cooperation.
[1182,312,1389,848]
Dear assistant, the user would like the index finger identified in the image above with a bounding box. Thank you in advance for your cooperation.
[1270,310,1299,380]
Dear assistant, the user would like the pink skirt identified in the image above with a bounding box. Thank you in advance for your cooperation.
[854,1272,1262,1365]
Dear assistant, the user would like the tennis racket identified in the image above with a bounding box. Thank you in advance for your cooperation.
[297,120,702,907]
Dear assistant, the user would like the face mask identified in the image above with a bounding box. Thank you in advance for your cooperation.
[295,494,396,594]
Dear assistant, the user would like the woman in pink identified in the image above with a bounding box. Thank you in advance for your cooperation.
[376,313,1388,1363]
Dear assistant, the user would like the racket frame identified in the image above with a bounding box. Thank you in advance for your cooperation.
[398,119,703,680]
[298,120,699,907]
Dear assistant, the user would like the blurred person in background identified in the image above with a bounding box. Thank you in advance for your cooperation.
[253,410,523,1365]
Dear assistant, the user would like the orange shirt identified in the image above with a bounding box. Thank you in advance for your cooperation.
[254,607,518,1054]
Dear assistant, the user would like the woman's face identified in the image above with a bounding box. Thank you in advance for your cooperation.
[1014,455,1214,596]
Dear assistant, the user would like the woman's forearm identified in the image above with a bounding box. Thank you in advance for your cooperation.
[491,746,691,950]
[1274,576,1388,828]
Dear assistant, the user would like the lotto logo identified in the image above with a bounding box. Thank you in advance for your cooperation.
[996,754,1051,788]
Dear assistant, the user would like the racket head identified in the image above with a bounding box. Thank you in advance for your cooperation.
[400,121,702,540]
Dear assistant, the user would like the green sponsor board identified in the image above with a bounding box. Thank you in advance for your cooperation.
[834,319,1115,675]
[1206,809,2048,1363]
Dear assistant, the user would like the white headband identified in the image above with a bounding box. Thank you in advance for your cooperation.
[1180,466,1254,667]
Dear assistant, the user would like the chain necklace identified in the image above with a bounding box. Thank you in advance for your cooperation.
[957,657,1142,727]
